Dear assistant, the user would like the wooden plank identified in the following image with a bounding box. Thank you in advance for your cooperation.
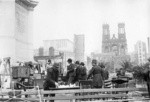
[39,87,147,94]
[0,93,149,101]
[0,94,127,101]
[0,98,39,101]
[0,98,149,102]
[0,88,148,96]
[80,98,150,102]
[42,94,128,100]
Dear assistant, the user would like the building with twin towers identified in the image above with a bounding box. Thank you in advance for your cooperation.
[102,23,128,56]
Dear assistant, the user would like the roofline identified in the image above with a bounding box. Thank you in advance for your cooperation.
[43,39,74,44]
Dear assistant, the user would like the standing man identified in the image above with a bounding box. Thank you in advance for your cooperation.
[43,63,59,102]
[46,59,52,69]
[98,63,109,80]
[66,58,75,85]
[45,59,52,75]
[74,61,81,84]
[87,59,104,88]
[80,62,87,80]
[144,64,150,98]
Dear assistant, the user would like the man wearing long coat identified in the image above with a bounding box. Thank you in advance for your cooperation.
[87,59,104,88]
[80,62,87,80]
[66,58,76,85]
[43,63,59,102]
[144,64,150,98]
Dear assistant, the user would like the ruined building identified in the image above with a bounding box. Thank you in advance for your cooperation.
[102,23,127,56]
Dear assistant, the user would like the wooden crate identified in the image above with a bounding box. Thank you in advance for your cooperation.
[12,66,30,78]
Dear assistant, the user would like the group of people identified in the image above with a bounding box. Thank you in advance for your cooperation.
[43,58,109,92]
[66,58,109,88]
[65,58,87,85]
[43,58,109,102]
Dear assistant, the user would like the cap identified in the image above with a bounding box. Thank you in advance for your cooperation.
[92,59,97,64]
[67,58,72,63]
[53,63,59,68]
[80,62,85,66]
[75,61,80,65]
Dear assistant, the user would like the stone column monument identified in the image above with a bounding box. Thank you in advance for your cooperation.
[0,0,38,63]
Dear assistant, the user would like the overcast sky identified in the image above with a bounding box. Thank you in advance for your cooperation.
[33,0,149,55]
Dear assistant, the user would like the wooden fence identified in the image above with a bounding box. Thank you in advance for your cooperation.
[0,87,149,102]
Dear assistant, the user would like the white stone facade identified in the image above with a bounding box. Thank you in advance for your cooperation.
[0,0,38,64]
[74,34,85,62]
[43,39,74,54]
[135,41,147,65]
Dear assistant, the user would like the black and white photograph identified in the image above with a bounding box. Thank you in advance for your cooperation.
[0,0,150,101]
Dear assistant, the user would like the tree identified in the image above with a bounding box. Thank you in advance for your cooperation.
[128,58,150,85]
[132,65,144,80]
[120,60,132,72]
[132,60,149,81]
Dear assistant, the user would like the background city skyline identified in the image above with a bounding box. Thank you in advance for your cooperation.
[33,0,149,55]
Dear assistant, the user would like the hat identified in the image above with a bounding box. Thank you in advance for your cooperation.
[75,61,80,65]
[67,58,72,63]
[80,62,85,66]
[53,63,59,68]
[92,59,97,64]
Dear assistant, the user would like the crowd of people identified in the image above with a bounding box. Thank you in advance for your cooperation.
[43,58,110,91]
[65,59,87,85]
[43,58,110,102]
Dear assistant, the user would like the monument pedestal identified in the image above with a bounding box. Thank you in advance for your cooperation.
[0,0,38,64]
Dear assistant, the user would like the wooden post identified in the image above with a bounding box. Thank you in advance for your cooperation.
[37,86,42,102]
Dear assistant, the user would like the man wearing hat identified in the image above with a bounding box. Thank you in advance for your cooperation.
[87,59,104,88]
[66,58,76,85]
[43,63,59,102]
[144,63,150,98]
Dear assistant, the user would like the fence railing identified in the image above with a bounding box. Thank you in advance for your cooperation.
[0,87,149,102]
